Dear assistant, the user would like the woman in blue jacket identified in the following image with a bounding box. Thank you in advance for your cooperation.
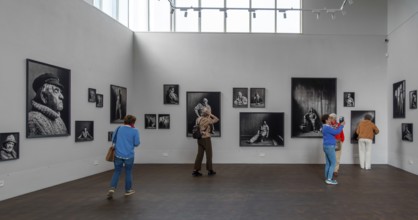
[321,114,345,185]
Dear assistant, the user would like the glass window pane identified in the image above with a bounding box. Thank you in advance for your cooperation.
[176,0,198,7]
[201,0,224,7]
[227,0,249,8]
[150,0,171,32]
[252,0,275,8]
[252,11,275,33]
[118,0,129,27]
[176,10,199,32]
[102,0,115,18]
[277,11,300,33]
[226,10,249,33]
[201,10,224,32]
[129,0,148,32]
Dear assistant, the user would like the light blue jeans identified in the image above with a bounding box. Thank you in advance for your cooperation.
[323,145,337,180]
[110,157,134,191]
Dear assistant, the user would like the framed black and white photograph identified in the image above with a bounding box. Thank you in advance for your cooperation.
[96,94,103,108]
[409,90,417,109]
[88,88,96,103]
[158,114,170,129]
[291,78,337,138]
[75,121,94,142]
[393,80,406,118]
[250,88,265,108]
[350,110,376,144]
[186,92,221,137]
[26,59,71,138]
[344,92,355,107]
[164,84,179,105]
[108,131,113,142]
[0,133,19,161]
[233,88,248,108]
[144,114,157,129]
[110,85,127,123]
[402,123,413,142]
[240,112,284,147]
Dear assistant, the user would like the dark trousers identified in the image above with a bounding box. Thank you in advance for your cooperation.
[194,138,213,171]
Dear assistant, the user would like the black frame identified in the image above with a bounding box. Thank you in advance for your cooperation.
[145,114,157,129]
[75,121,94,142]
[110,85,127,123]
[291,78,337,138]
[96,94,103,108]
[350,110,376,144]
[163,84,179,104]
[0,132,20,161]
[186,92,221,137]
[108,131,113,142]
[344,92,355,107]
[233,88,249,108]
[409,90,417,109]
[158,114,171,129]
[88,88,96,103]
[393,80,406,118]
[240,112,284,147]
[26,59,71,138]
[402,123,413,142]
[250,88,265,108]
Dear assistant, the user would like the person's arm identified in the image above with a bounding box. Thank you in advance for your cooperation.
[194,104,201,117]
[373,124,380,135]
[209,114,219,124]
[134,129,140,147]
[325,124,345,135]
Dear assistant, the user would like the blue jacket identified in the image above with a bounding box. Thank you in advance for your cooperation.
[322,124,344,146]
[112,125,140,159]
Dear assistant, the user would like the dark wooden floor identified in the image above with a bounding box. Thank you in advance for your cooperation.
[1,164,418,220]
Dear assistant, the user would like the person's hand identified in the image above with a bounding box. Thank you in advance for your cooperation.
[341,121,346,126]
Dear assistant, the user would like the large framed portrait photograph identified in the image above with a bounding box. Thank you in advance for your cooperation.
[0,132,19,161]
[186,92,221,137]
[344,92,355,107]
[158,114,170,129]
[75,121,94,142]
[144,114,157,129]
[164,84,179,104]
[233,88,248,108]
[402,123,413,142]
[240,112,284,147]
[26,59,71,138]
[393,80,406,118]
[409,90,417,109]
[88,88,96,103]
[291,78,337,138]
[250,88,265,108]
[110,85,127,123]
[350,110,376,144]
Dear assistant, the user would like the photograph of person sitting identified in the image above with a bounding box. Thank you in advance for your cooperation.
[247,121,269,144]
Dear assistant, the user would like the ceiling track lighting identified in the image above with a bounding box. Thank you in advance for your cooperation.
[167,0,353,21]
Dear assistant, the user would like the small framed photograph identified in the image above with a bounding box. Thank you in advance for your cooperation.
[158,114,170,129]
[164,84,179,104]
[233,88,248,108]
[409,90,417,109]
[96,94,103,108]
[250,88,265,108]
[88,88,96,103]
[0,132,19,161]
[393,80,406,118]
[402,123,413,142]
[145,114,157,129]
[344,92,355,107]
[75,121,94,142]
[108,131,113,142]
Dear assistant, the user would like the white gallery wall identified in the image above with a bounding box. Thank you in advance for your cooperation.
[387,0,418,175]
[0,0,134,200]
[132,0,388,165]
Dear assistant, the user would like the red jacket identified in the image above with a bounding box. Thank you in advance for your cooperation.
[332,122,345,142]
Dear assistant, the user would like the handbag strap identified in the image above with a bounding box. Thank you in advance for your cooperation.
[112,126,121,148]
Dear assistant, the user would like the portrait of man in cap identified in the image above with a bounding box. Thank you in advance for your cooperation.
[26,59,71,138]
[0,133,19,161]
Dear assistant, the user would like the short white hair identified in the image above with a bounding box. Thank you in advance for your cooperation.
[329,113,337,119]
